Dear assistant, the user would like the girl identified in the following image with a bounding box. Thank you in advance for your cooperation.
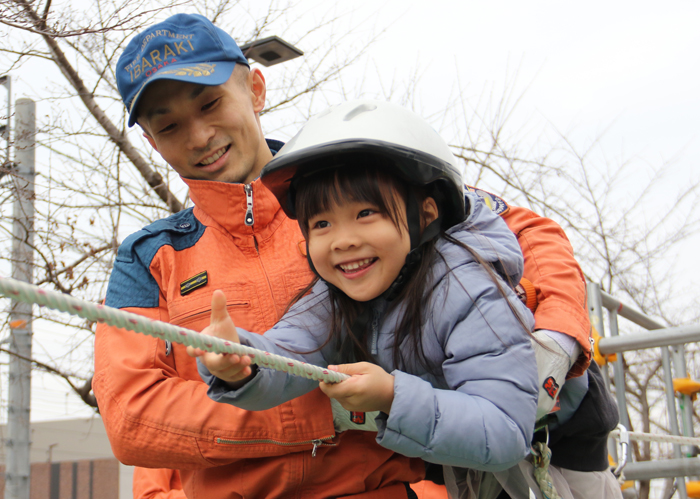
[192,100,539,487]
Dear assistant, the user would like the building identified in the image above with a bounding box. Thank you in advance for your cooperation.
[0,417,133,499]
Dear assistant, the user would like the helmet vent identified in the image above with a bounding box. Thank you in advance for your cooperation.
[343,103,377,121]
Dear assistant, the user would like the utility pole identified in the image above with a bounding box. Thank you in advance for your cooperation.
[5,97,36,499]
[0,75,11,171]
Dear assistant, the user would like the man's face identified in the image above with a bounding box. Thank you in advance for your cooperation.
[137,69,271,184]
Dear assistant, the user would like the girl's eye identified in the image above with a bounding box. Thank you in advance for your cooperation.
[357,209,376,219]
[313,220,330,229]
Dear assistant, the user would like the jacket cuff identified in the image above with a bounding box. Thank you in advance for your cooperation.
[375,370,435,458]
[197,357,261,403]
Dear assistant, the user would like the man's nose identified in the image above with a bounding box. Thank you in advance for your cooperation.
[186,118,215,150]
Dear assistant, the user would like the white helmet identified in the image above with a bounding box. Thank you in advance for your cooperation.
[261,99,465,228]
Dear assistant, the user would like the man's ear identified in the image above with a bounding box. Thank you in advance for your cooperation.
[250,68,267,114]
[421,197,439,229]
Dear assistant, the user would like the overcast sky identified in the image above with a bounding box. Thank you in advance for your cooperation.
[343,0,700,301]
[348,0,699,175]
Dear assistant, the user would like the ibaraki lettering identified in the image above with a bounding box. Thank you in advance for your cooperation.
[124,39,195,82]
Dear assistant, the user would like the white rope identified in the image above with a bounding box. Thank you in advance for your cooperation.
[0,276,349,384]
[610,429,700,447]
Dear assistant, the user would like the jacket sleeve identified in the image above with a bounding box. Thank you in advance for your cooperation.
[200,289,333,411]
[501,205,591,377]
[132,467,187,499]
[374,262,539,472]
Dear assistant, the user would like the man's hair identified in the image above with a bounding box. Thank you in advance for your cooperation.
[232,63,250,88]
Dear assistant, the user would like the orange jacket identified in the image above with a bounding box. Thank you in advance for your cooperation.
[467,188,591,377]
[133,468,186,499]
[94,175,423,499]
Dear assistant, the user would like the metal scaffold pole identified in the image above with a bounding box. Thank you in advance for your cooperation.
[5,98,36,499]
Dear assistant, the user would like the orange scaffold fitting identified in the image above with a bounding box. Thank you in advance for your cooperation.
[592,326,617,366]
[673,378,700,400]
[686,481,700,498]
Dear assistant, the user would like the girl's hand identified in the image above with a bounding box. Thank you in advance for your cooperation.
[319,362,395,414]
[186,290,254,386]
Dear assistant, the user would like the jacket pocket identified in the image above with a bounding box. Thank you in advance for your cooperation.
[283,273,315,305]
[168,284,251,332]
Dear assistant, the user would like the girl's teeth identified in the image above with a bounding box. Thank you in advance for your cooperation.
[340,258,374,271]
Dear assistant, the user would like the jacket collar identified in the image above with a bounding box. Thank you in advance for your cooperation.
[184,176,286,241]
[181,139,288,243]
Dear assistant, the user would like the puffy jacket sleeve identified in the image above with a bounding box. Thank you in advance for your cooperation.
[200,287,334,411]
[375,262,539,472]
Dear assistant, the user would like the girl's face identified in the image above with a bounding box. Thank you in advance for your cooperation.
[307,192,411,302]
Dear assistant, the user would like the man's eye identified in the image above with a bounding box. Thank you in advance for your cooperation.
[158,123,176,134]
[202,98,220,111]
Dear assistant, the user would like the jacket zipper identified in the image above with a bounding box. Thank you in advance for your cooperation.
[371,308,380,355]
[244,183,254,226]
[215,436,335,457]
[370,302,386,355]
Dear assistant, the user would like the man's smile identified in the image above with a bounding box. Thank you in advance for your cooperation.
[198,145,230,166]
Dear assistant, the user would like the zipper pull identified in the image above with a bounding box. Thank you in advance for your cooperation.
[244,184,254,226]
[371,308,381,355]
[311,439,322,457]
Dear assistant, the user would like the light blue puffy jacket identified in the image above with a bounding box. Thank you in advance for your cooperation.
[199,191,538,472]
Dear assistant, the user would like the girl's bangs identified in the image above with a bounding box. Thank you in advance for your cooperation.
[295,160,406,235]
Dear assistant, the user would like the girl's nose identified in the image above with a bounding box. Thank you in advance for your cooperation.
[330,226,361,251]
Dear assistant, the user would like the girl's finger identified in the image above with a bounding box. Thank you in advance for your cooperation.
[209,290,230,325]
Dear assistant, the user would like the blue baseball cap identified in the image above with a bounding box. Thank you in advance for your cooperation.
[117,14,249,127]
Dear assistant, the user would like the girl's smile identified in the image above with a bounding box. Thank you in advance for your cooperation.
[307,198,411,302]
[337,257,378,274]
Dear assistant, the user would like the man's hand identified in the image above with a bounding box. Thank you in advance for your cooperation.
[187,290,254,386]
[319,362,395,415]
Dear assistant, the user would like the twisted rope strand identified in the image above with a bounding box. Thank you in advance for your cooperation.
[0,276,348,384]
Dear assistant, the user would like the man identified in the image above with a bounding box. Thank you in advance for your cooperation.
[94,13,423,498]
[94,12,618,499]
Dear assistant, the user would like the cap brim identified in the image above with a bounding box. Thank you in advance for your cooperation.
[127,60,238,126]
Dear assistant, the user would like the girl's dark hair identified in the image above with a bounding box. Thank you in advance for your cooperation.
[288,160,532,373]
[294,157,409,241]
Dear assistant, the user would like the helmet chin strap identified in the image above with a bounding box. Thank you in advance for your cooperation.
[381,194,441,301]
